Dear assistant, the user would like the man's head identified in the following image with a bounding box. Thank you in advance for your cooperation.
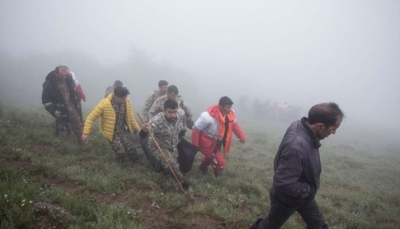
[113,87,130,104]
[54,66,69,81]
[158,80,169,95]
[219,96,234,116]
[62,65,72,76]
[113,80,123,87]
[167,85,179,100]
[307,102,344,140]
[163,99,179,122]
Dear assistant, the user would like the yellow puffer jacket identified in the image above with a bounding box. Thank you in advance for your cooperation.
[82,93,140,141]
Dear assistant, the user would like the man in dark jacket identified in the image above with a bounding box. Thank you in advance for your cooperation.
[249,102,344,229]
[42,66,83,144]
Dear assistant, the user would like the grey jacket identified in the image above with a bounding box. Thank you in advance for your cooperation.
[271,117,322,208]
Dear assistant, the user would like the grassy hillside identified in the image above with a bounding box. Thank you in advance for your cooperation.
[0,104,399,229]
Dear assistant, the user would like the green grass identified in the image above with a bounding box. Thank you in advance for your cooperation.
[0,104,400,228]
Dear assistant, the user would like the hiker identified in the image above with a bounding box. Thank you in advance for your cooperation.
[81,87,141,164]
[148,85,194,129]
[192,96,246,177]
[42,65,83,144]
[105,80,123,98]
[143,80,169,122]
[249,102,344,229]
[139,99,189,189]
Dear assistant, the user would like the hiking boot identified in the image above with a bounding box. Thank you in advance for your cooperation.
[249,218,263,229]
[181,181,190,190]
[199,163,209,175]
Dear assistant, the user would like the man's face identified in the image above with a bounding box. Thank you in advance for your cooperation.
[113,95,127,105]
[160,85,168,95]
[55,68,68,81]
[164,107,178,122]
[219,105,232,116]
[316,115,343,140]
[167,92,178,100]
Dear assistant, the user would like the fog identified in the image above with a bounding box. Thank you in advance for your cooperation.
[1,0,400,135]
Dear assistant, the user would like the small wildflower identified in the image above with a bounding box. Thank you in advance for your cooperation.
[21,204,25,207]
[127,211,131,214]
[29,200,33,204]
[4,194,7,198]
[22,199,26,203]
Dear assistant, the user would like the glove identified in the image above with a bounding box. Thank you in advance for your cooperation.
[186,120,194,129]
[178,130,186,139]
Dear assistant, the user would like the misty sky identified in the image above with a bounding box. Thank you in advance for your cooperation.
[1,0,399,130]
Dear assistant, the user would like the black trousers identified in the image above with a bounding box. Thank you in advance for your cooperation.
[251,191,328,229]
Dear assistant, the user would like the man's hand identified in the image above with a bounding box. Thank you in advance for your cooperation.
[178,130,186,139]
[186,119,194,129]
[142,123,152,133]
[239,139,245,144]
[81,134,89,143]
[54,110,61,118]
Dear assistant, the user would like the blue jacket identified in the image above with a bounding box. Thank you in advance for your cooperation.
[271,117,321,208]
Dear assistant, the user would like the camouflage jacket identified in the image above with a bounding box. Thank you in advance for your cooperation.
[143,90,164,121]
[148,95,193,121]
[148,112,185,153]
[105,86,115,98]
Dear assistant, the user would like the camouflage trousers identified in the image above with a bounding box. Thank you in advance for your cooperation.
[109,131,138,163]
[60,108,82,143]
[148,146,183,181]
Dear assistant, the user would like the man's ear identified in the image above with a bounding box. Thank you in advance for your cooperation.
[318,123,325,130]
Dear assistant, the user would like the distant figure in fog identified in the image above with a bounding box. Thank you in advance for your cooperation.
[105,80,123,98]
[42,65,83,144]
[249,102,344,229]
[277,101,288,123]
[82,87,141,164]
[192,96,246,177]
[143,80,169,122]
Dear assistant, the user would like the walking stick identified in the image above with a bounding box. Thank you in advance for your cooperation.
[137,113,185,194]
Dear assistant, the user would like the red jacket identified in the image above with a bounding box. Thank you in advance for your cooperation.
[192,104,245,155]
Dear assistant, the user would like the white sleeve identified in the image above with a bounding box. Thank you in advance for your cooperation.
[70,71,79,86]
[193,112,210,131]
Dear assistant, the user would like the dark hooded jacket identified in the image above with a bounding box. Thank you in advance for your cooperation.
[271,117,322,208]
[42,71,82,119]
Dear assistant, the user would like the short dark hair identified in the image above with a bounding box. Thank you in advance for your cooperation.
[114,80,123,87]
[219,96,234,106]
[168,85,179,94]
[164,99,178,110]
[308,102,344,127]
[158,80,168,87]
[114,87,130,98]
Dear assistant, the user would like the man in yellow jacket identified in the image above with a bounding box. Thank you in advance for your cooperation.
[81,87,141,163]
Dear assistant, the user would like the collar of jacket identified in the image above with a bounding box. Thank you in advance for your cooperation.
[207,104,234,122]
[301,117,321,149]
